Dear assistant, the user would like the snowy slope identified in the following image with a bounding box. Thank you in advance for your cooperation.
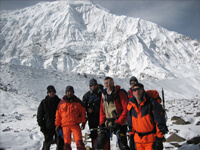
[0,63,200,150]
[0,0,200,150]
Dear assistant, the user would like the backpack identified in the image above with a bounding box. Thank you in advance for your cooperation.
[146,90,168,123]
[118,89,128,99]
[116,88,128,106]
[146,90,162,108]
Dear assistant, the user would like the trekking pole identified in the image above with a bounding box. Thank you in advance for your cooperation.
[89,126,115,132]
[162,88,165,110]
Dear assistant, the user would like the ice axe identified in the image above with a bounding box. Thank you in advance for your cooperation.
[162,88,165,110]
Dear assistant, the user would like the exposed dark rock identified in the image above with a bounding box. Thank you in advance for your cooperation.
[194,112,200,117]
[164,146,175,149]
[185,121,190,124]
[2,127,12,132]
[196,121,200,125]
[171,116,190,125]
[184,111,193,115]
[166,133,186,142]
[169,129,180,134]
[171,116,181,120]
[187,136,200,144]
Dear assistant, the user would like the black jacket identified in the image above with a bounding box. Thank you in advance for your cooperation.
[82,88,102,117]
[37,95,61,130]
[82,88,102,130]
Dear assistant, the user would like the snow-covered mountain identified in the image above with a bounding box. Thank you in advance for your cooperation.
[1,0,199,80]
[0,1,200,150]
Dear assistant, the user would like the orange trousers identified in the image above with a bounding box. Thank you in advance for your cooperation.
[136,142,154,150]
[62,124,84,147]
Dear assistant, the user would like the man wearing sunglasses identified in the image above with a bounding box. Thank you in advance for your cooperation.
[82,78,102,150]
[127,83,168,150]
[94,77,129,150]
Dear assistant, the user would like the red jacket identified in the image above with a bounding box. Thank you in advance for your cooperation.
[55,95,86,127]
[128,88,133,98]
[99,85,128,125]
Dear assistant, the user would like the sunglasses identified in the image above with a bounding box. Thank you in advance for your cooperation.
[132,88,143,92]
[104,81,113,85]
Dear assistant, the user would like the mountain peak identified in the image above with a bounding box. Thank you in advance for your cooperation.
[0,1,199,80]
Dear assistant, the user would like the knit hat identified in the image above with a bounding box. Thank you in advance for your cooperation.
[132,83,144,89]
[89,78,97,86]
[65,86,74,93]
[47,85,56,94]
[130,76,138,84]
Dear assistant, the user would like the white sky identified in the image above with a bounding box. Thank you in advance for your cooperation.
[0,0,200,40]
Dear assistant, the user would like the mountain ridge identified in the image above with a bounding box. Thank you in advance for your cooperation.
[0,0,200,80]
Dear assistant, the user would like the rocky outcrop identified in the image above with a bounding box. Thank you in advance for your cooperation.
[166,133,186,142]
[171,116,190,125]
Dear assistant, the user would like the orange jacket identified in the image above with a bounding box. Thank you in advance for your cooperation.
[55,95,86,127]
[127,92,168,143]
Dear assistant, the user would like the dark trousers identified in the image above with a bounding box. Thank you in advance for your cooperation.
[42,129,57,150]
[117,126,130,150]
[94,130,110,150]
[88,115,99,150]
[57,135,64,150]
[129,135,136,150]
[94,125,129,150]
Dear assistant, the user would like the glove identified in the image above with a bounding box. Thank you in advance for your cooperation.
[112,122,121,133]
[55,126,60,134]
[81,123,86,130]
[152,136,164,150]
[40,126,47,134]
[129,134,136,150]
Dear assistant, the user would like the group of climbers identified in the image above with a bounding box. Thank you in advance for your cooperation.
[37,76,168,150]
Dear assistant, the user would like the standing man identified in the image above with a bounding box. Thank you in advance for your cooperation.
[82,79,102,150]
[127,76,138,150]
[128,76,138,98]
[55,86,86,150]
[37,85,63,150]
[94,77,129,150]
[127,83,168,150]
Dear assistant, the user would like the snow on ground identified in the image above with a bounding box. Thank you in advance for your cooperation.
[0,64,200,150]
[0,1,200,150]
